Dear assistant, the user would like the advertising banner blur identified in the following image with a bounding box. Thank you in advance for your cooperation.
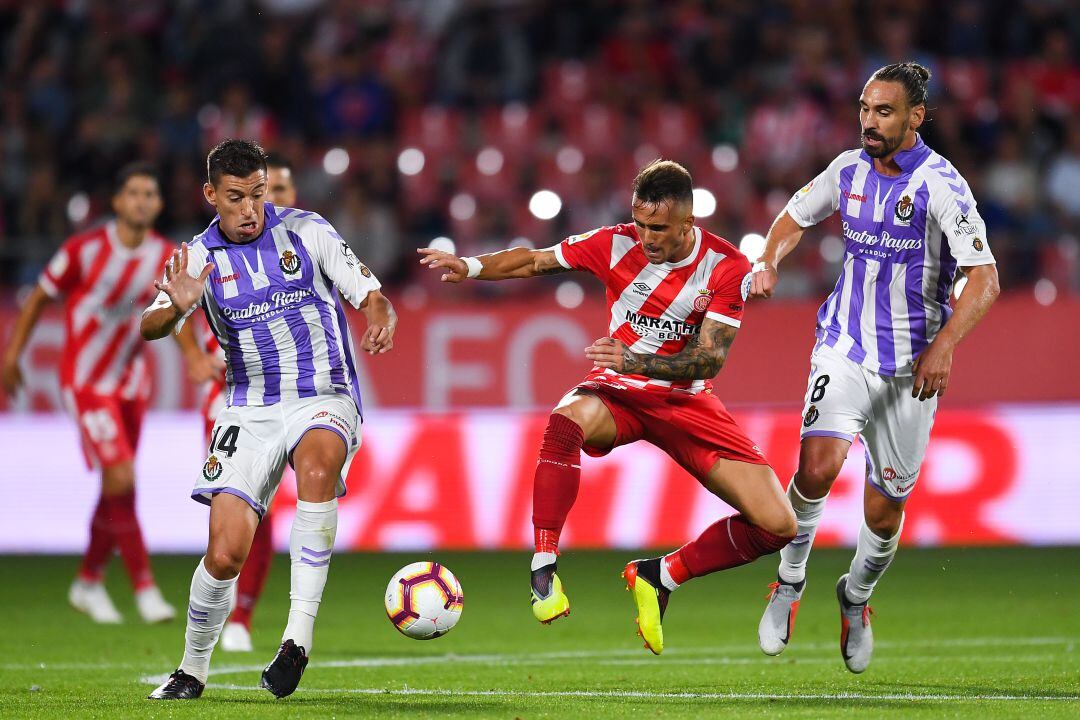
[1,405,1077,553]
[2,295,1078,414]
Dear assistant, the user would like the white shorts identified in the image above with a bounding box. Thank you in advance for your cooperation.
[192,393,360,516]
[799,343,936,498]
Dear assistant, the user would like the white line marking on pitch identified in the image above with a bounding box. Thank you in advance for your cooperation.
[191,685,1080,702]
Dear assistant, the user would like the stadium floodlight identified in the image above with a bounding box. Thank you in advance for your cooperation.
[323,147,350,176]
[529,190,562,220]
[692,188,716,218]
[819,234,845,263]
[711,144,739,173]
[556,145,584,174]
[739,233,767,263]
[449,193,477,221]
[1034,278,1057,306]
[555,280,585,309]
[66,192,90,224]
[476,147,504,176]
[428,236,456,254]
[397,147,425,176]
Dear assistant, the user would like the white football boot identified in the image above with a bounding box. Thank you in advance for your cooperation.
[836,573,874,673]
[758,578,804,655]
[135,585,177,623]
[220,622,254,652]
[69,579,122,624]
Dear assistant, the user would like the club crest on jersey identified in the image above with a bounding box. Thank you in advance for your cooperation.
[202,455,223,481]
[973,237,984,252]
[803,404,819,427]
[894,195,915,224]
[693,289,712,312]
[279,250,301,275]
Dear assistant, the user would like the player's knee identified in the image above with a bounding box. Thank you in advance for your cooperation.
[759,505,798,540]
[795,461,841,498]
[101,463,135,497]
[550,406,587,434]
[865,508,903,538]
[205,549,244,580]
[295,464,335,500]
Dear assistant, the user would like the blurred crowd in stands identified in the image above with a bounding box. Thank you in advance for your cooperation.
[0,0,1078,299]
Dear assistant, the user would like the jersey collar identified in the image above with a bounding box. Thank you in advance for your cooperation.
[658,226,702,270]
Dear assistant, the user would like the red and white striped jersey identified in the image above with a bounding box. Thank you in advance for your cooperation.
[39,221,174,400]
[554,223,752,394]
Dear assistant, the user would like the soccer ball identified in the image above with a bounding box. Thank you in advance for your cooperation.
[384,561,464,639]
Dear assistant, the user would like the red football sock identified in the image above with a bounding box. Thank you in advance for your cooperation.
[107,493,155,591]
[531,414,584,554]
[78,497,115,583]
[231,514,274,628]
[665,514,791,585]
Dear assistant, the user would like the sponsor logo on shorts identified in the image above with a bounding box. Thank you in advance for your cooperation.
[313,410,352,433]
[202,454,223,481]
[880,466,917,493]
[802,404,819,427]
[881,467,897,481]
[279,250,301,275]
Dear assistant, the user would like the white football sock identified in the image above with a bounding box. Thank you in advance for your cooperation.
[531,551,558,571]
[179,558,237,684]
[777,477,828,585]
[845,516,903,605]
[282,498,338,653]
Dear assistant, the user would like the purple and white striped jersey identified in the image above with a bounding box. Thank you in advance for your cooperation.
[785,135,996,377]
[153,203,380,412]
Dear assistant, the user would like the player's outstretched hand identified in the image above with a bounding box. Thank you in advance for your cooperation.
[747,262,779,299]
[585,336,630,372]
[1,354,23,398]
[911,336,955,401]
[417,248,468,283]
[361,323,395,355]
[155,243,213,315]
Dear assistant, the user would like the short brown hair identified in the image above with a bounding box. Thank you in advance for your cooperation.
[632,159,693,208]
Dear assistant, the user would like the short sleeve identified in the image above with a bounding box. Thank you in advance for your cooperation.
[784,155,845,228]
[705,253,753,328]
[306,218,382,309]
[38,240,82,298]
[553,226,613,278]
[930,182,996,268]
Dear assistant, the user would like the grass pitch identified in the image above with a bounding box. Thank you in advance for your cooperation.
[3,547,1078,718]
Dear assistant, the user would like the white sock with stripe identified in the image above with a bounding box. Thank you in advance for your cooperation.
[777,478,828,585]
[845,516,903,605]
[180,558,237,683]
[283,499,338,653]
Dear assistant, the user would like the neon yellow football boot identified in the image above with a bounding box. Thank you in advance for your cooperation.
[622,559,671,655]
[530,564,571,624]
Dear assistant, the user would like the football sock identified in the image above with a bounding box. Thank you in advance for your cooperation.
[107,492,155,591]
[531,551,558,572]
[283,499,338,653]
[180,558,237,684]
[531,413,584,555]
[664,514,791,585]
[231,515,274,628]
[78,496,114,583]
[777,477,828,585]
[844,516,903,605]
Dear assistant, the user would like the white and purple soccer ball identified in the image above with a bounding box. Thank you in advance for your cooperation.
[384,561,464,640]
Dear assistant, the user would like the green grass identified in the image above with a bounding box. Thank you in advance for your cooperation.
[2,548,1078,718]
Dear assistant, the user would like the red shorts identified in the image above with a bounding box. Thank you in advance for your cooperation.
[574,372,769,480]
[68,391,147,470]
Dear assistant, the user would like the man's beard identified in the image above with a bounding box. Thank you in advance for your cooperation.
[861,124,907,158]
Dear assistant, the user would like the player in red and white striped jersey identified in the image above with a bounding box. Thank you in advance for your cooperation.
[171,153,297,652]
[2,163,177,625]
[420,160,796,654]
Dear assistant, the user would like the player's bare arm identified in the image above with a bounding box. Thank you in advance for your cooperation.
[359,289,397,355]
[417,245,568,283]
[173,322,226,383]
[748,211,807,299]
[911,263,1000,401]
[584,318,738,382]
[140,243,213,341]
[1,284,52,397]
